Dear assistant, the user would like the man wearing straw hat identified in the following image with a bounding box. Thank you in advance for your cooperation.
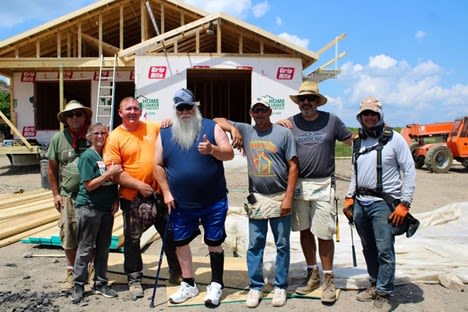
[47,100,92,293]
[280,81,352,304]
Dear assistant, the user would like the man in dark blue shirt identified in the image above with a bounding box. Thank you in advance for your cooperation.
[153,88,234,308]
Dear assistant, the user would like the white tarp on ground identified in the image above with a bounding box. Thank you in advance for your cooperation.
[225,202,468,290]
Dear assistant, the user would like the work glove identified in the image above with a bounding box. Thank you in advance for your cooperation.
[389,203,409,226]
[342,196,354,223]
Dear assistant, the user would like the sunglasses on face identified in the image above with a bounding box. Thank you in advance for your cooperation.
[251,107,270,114]
[361,110,380,117]
[176,104,194,112]
[65,111,84,118]
[298,95,319,102]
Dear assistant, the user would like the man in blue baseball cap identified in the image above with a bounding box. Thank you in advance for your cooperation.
[154,88,234,308]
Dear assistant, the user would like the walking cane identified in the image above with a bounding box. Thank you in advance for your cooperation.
[149,196,170,308]
[349,222,357,267]
[149,219,169,308]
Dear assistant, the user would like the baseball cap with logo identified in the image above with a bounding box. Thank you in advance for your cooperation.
[173,88,197,107]
[250,96,271,109]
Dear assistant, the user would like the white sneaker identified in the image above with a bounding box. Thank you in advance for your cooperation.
[204,282,223,307]
[169,282,199,304]
[246,289,262,308]
[271,288,287,307]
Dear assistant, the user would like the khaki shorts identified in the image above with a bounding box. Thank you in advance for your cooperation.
[291,179,336,240]
[58,196,78,250]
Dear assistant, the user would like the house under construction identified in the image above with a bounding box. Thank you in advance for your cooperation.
[0,0,345,165]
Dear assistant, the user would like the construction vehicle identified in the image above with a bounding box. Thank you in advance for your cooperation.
[400,121,454,169]
[401,117,468,173]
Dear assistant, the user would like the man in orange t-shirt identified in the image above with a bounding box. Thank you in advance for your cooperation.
[104,96,181,300]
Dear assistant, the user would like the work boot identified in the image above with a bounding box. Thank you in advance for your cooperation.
[321,273,336,304]
[70,284,84,304]
[61,271,74,293]
[128,281,144,301]
[296,267,320,295]
[373,294,391,312]
[356,280,376,302]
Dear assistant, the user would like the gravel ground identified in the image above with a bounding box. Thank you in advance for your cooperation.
[0,155,467,311]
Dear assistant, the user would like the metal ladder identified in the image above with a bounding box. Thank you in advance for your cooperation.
[96,54,117,129]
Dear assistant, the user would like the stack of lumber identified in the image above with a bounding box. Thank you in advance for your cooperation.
[0,190,130,250]
[0,190,58,248]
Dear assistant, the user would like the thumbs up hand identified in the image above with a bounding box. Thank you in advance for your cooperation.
[198,134,215,155]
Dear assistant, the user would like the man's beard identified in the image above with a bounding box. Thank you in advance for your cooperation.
[171,108,202,150]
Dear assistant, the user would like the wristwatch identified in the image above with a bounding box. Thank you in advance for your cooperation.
[400,200,411,208]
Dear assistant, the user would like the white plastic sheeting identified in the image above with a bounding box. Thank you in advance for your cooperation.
[224,202,468,290]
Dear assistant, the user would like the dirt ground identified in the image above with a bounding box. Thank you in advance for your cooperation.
[0,155,467,311]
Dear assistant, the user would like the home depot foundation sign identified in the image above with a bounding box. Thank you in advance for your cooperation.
[138,97,160,120]
[264,95,285,114]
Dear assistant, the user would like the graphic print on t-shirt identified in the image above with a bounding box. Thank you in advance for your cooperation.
[249,140,277,177]
[295,131,326,147]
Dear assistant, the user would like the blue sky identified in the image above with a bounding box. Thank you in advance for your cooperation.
[0,0,467,127]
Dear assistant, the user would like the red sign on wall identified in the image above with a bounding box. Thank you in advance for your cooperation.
[93,71,109,81]
[276,67,295,80]
[22,126,36,137]
[21,72,36,82]
[148,66,167,79]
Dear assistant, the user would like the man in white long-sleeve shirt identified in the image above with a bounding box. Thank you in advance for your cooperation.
[343,96,416,312]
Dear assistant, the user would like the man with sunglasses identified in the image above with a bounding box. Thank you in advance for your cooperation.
[154,88,234,308]
[47,100,92,293]
[279,81,352,304]
[103,96,181,301]
[214,96,298,308]
[343,97,415,311]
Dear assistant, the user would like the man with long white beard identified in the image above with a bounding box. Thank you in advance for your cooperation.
[154,88,234,308]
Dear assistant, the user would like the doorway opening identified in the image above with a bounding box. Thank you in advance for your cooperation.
[187,69,251,123]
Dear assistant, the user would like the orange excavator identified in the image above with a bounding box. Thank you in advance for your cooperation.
[400,117,468,173]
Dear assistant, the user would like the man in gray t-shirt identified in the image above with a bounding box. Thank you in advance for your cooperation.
[214,96,298,308]
[280,81,352,304]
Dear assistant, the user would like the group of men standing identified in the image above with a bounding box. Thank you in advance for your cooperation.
[47,79,415,312]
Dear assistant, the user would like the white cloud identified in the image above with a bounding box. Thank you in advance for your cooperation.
[275,16,283,26]
[369,54,397,69]
[278,32,309,49]
[415,30,427,41]
[333,55,468,125]
[252,1,269,18]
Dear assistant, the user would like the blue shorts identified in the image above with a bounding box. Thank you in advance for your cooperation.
[170,196,228,247]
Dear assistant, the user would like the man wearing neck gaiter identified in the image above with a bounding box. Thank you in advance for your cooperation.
[47,100,92,294]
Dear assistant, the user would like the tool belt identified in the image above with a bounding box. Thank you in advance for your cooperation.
[356,187,420,238]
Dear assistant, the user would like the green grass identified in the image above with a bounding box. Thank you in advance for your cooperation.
[336,141,352,158]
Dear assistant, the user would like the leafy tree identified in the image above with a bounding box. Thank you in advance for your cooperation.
[0,80,11,139]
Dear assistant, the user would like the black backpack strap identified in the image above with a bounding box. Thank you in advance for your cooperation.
[353,127,394,196]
